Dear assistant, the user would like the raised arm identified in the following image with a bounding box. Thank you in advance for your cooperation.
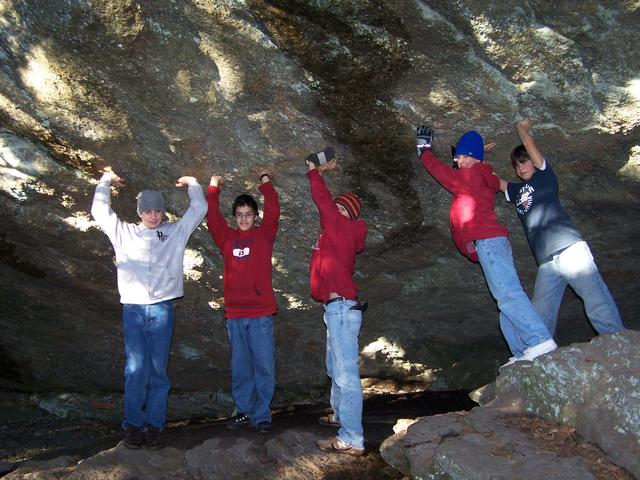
[306,159,340,228]
[206,175,231,249]
[175,176,207,233]
[515,117,544,168]
[91,167,124,239]
[420,150,460,193]
[307,160,333,205]
[258,169,280,238]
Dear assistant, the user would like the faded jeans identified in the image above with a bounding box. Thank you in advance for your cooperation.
[532,241,623,336]
[226,316,275,425]
[476,236,552,357]
[324,299,364,450]
[122,301,174,431]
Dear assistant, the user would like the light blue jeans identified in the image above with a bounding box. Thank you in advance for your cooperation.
[476,237,552,357]
[122,301,174,431]
[226,316,275,425]
[533,240,623,337]
[324,299,364,450]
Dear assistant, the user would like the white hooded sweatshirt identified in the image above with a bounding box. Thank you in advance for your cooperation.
[91,174,207,305]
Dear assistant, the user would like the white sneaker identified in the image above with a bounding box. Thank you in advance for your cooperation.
[521,339,558,362]
[500,356,522,368]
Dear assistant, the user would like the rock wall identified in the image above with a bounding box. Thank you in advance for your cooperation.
[1,0,639,408]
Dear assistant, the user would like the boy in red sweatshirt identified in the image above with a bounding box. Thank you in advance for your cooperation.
[206,169,279,433]
[419,130,555,366]
[306,155,368,456]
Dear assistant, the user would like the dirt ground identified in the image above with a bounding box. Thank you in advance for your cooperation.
[0,390,474,478]
[1,391,633,479]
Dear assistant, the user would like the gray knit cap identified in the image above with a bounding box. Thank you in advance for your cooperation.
[136,190,165,214]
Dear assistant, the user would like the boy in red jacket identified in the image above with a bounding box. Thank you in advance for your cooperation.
[306,154,368,456]
[419,130,555,366]
[206,169,279,433]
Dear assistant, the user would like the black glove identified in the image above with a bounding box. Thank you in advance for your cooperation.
[306,147,336,166]
[416,125,433,157]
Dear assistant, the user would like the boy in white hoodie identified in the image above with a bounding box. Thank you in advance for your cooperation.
[91,167,206,449]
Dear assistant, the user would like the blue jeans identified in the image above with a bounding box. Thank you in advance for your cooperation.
[533,240,624,337]
[122,301,174,431]
[476,237,552,357]
[324,299,364,450]
[226,316,275,425]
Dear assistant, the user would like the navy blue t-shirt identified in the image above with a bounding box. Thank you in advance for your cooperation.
[506,160,582,265]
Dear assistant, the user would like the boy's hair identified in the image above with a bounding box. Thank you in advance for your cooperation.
[510,144,530,167]
[232,194,259,216]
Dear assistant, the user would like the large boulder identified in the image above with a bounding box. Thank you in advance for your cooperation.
[380,330,639,479]
[494,329,640,478]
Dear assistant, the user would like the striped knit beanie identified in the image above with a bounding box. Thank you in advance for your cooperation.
[334,192,362,220]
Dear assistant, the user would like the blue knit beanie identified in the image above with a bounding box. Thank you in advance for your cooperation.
[454,131,484,162]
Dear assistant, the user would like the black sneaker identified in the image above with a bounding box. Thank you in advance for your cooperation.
[255,421,273,434]
[226,413,250,430]
[123,427,144,449]
[145,426,163,450]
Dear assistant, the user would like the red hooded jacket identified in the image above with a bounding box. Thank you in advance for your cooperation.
[207,182,279,318]
[421,150,508,262]
[307,169,367,303]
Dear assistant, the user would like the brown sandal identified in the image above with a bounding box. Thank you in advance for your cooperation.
[316,436,364,456]
[318,414,340,427]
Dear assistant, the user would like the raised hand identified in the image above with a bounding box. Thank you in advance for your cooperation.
[258,169,272,184]
[209,175,223,187]
[516,117,533,132]
[305,157,317,171]
[484,140,497,153]
[318,158,338,175]
[176,176,197,188]
[101,166,125,188]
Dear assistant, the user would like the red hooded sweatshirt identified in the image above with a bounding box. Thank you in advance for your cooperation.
[307,169,367,303]
[207,182,279,318]
[421,150,508,262]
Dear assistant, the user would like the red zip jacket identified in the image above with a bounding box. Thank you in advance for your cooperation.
[207,182,279,318]
[308,169,367,303]
[421,150,508,262]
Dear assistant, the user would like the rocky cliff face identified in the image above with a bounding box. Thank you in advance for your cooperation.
[1,1,638,409]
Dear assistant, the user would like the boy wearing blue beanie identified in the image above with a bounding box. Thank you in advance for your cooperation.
[419,130,556,367]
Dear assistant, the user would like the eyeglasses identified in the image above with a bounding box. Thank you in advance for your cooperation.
[234,212,255,220]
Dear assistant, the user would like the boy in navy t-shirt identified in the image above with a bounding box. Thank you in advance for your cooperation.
[500,117,624,355]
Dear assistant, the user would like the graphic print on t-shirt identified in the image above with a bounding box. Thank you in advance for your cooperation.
[516,184,535,215]
[232,238,253,260]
